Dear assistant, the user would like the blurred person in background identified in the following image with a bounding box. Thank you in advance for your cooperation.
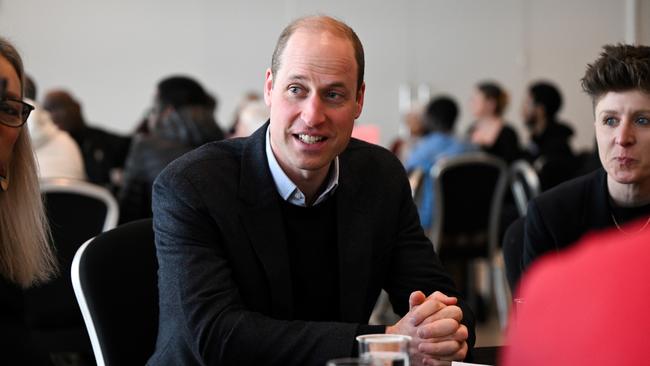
[467,81,521,164]
[390,103,426,163]
[118,75,224,223]
[24,75,85,180]
[227,91,262,136]
[42,89,131,192]
[0,36,57,365]
[405,95,475,232]
[230,99,269,138]
[522,80,576,190]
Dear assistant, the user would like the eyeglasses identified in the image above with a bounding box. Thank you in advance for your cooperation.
[0,98,35,128]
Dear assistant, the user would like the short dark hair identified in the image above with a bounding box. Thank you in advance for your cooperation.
[157,76,212,110]
[423,96,458,133]
[24,74,36,100]
[581,44,650,104]
[271,15,365,92]
[477,81,508,116]
[529,81,562,120]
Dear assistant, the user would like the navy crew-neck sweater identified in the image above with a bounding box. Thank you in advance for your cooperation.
[279,196,340,321]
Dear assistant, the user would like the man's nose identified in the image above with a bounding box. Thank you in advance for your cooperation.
[615,120,636,147]
[301,95,326,127]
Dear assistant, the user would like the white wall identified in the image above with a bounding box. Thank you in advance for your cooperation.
[0,0,641,151]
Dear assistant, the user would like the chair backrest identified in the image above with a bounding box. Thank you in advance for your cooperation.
[430,153,508,259]
[509,160,540,217]
[71,218,158,366]
[24,178,119,332]
[502,216,526,291]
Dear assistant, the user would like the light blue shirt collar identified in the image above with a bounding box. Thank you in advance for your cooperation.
[265,126,339,207]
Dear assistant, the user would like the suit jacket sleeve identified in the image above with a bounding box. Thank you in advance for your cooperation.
[152,165,365,366]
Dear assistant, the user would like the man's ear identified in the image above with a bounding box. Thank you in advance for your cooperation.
[264,68,273,107]
[354,82,366,119]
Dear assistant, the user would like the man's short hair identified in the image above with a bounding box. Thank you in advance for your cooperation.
[157,76,212,110]
[477,81,508,116]
[270,15,365,92]
[529,81,562,119]
[423,96,458,133]
[581,44,650,104]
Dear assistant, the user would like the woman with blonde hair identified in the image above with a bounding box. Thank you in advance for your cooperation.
[0,36,57,363]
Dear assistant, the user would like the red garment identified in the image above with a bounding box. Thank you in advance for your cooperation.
[501,219,650,366]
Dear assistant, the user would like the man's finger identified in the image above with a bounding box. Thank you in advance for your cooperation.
[419,305,463,325]
[410,291,427,310]
[409,297,447,326]
[418,339,464,358]
[417,318,460,339]
[428,291,457,306]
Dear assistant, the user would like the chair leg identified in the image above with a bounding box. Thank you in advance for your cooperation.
[492,251,512,330]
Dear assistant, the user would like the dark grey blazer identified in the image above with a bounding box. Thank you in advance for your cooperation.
[523,168,611,270]
[147,124,475,366]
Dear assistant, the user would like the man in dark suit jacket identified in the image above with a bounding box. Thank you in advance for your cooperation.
[148,15,474,366]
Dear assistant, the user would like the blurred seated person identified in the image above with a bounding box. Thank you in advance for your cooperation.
[227,91,262,137]
[0,36,57,364]
[467,81,522,164]
[522,81,577,190]
[390,103,426,163]
[523,44,650,271]
[502,222,650,366]
[24,75,85,180]
[42,89,131,191]
[118,75,224,223]
[405,96,475,232]
[230,99,269,138]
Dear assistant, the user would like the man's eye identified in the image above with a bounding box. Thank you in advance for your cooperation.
[636,116,649,126]
[604,117,618,126]
[288,86,302,94]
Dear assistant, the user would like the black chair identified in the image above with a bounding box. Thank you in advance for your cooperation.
[509,160,540,217]
[429,153,509,326]
[24,178,118,359]
[503,217,526,292]
[71,219,158,366]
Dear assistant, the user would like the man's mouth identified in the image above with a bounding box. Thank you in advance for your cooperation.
[296,134,326,144]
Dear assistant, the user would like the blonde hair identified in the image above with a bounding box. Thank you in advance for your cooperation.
[0,37,57,288]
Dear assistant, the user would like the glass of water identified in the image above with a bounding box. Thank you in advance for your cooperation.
[356,334,411,366]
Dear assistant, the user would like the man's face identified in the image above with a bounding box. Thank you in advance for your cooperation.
[595,90,650,185]
[0,56,23,179]
[522,94,537,129]
[264,29,364,183]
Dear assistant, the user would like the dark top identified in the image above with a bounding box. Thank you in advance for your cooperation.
[279,196,340,321]
[0,277,52,365]
[118,108,224,223]
[71,125,131,190]
[467,123,521,164]
[523,168,650,271]
[147,123,475,366]
[526,121,577,190]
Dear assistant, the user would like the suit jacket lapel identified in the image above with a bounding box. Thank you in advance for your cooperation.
[238,124,293,319]
[336,152,373,322]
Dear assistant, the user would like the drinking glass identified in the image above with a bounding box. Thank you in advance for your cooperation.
[356,334,411,366]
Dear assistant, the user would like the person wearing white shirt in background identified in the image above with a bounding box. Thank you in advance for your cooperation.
[24,75,85,180]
